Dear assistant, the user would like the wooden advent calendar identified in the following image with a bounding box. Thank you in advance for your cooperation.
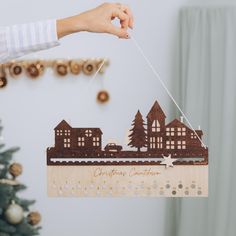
[47,101,208,197]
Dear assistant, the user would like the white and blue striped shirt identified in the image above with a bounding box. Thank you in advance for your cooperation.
[0,19,59,63]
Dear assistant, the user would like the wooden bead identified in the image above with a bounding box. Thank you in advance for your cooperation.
[26,62,44,79]
[97,90,110,104]
[0,76,7,88]
[82,60,96,75]
[9,63,23,77]
[55,62,68,76]
[69,60,81,75]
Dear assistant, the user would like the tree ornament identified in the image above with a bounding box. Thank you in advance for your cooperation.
[9,63,23,78]
[26,62,44,79]
[5,201,24,224]
[82,60,96,75]
[27,211,41,225]
[97,90,110,104]
[69,60,81,75]
[55,61,68,76]
[9,163,23,178]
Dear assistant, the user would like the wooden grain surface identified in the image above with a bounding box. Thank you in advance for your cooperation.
[47,165,208,197]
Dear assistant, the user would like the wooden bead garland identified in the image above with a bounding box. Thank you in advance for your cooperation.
[0,58,109,89]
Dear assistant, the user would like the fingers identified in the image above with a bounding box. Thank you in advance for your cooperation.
[118,4,134,29]
[114,3,134,29]
[107,23,129,39]
[112,9,129,30]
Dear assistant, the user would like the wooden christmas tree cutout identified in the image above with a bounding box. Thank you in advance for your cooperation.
[47,100,208,166]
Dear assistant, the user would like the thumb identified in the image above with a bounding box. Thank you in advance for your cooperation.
[107,24,129,38]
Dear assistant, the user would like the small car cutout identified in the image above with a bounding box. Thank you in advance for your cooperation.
[104,143,123,152]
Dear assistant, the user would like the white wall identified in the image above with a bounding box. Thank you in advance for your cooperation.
[1,0,234,235]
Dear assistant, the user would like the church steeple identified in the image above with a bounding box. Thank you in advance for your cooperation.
[146,101,166,151]
[147,101,166,121]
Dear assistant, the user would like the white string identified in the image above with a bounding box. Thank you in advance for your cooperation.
[80,59,106,97]
[130,34,207,149]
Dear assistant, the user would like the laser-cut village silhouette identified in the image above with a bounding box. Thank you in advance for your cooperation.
[47,101,208,166]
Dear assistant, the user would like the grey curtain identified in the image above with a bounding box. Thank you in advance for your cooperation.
[165,7,236,236]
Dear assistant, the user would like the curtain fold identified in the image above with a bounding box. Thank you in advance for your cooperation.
[165,7,236,236]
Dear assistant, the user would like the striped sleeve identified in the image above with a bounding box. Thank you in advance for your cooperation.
[0,19,60,63]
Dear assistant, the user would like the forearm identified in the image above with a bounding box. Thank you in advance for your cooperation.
[56,15,84,39]
[0,20,59,63]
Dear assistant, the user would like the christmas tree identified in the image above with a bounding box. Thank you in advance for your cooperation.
[128,110,147,152]
[0,122,41,236]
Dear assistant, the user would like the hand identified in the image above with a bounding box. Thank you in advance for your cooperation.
[57,3,134,39]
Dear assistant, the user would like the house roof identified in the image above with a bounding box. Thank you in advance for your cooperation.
[166,119,203,134]
[166,119,190,129]
[54,120,72,130]
[75,128,103,135]
[147,101,166,120]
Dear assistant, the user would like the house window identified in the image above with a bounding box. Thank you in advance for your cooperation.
[64,138,70,148]
[93,137,100,147]
[166,128,175,136]
[152,120,160,132]
[157,137,163,148]
[65,130,71,136]
[78,137,85,146]
[177,140,186,149]
[191,133,197,139]
[166,140,175,149]
[166,127,170,136]
[56,130,63,136]
[85,129,92,137]
[177,127,186,136]
[150,137,156,149]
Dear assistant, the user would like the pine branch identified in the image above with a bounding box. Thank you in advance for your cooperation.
[15,199,35,211]
[0,220,16,234]
[0,232,10,236]
[1,147,20,156]
[13,184,27,192]
[0,185,14,208]
[15,219,40,235]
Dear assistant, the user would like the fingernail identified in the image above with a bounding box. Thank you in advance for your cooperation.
[126,34,130,39]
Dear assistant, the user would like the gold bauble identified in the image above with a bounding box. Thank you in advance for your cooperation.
[9,163,23,178]
[27,211,41,226]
